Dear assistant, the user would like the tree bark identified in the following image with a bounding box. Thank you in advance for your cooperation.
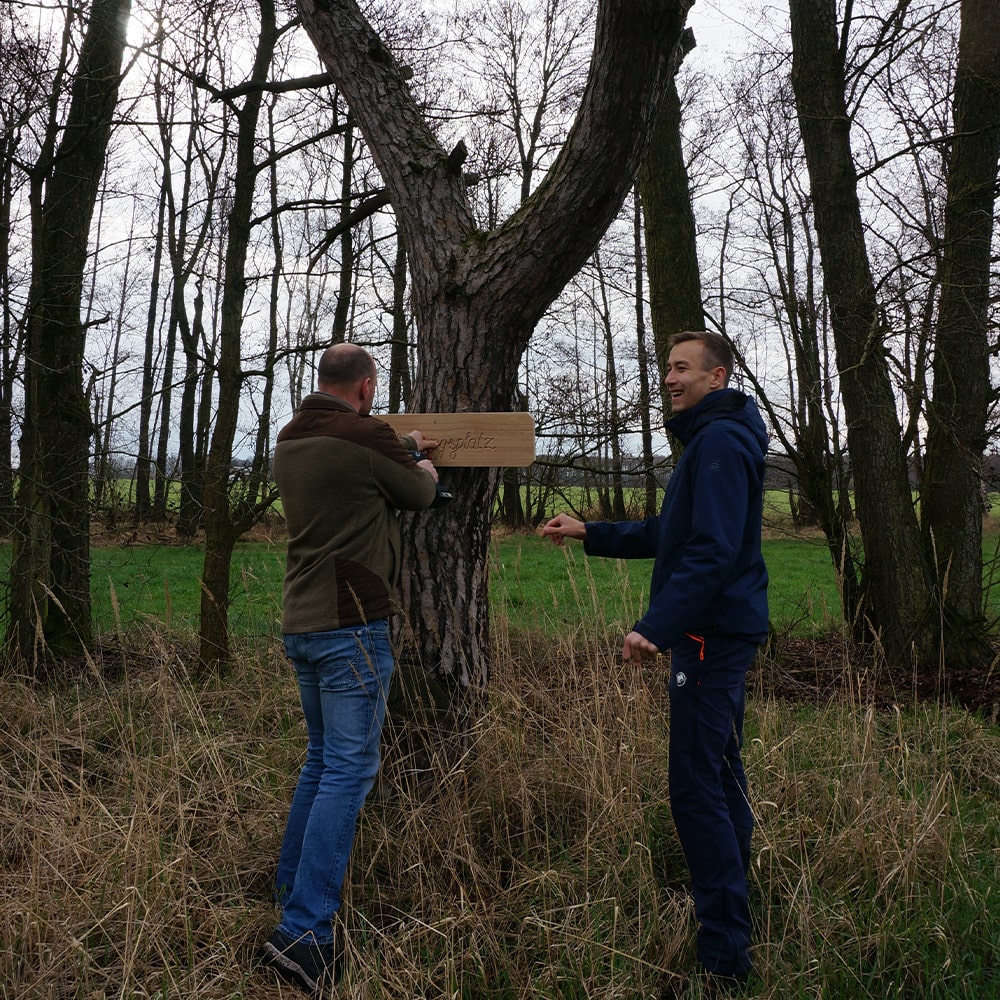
[198,0,278,670]
[637,60,702,420]
[788,0,936,665]
[297,0,694,724]
[136,174,168,523]
[921,0,1000,662]
[0,112,21,534]
[388,238,412,412]
[633,194,659,518]
[6,0,132,669]
[331,120,355,345]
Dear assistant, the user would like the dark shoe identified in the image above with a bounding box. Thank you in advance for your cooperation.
[658,973,692,999]
[261,927,340,998]
[701,970,752,998]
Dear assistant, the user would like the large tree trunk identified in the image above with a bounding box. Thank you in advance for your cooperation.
[298,0,694,732]
[729,52,864,642]
[789,0,936,666]
[920,0,1000,664]
[5,0,132,670]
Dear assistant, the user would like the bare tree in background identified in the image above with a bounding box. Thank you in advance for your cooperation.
[6,0,133,669]
[920,0,1000,664]
[0,6,45,534]
[789,0,1000,668]
[198,0,280,669]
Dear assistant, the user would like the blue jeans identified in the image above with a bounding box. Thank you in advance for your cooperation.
[668,634,757,979]
[275,621,394,944]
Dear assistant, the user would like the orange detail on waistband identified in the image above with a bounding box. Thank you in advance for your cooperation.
[684,632,706,661]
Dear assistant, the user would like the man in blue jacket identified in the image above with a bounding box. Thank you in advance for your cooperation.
[543,330,768,991]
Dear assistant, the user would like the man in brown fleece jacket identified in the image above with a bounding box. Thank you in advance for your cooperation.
[262,343,438,997]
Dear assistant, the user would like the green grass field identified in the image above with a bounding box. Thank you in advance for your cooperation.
[78,531,844,641]
[78,527,999,644]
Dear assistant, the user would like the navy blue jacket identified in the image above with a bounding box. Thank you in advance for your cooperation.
[584,388,769,651]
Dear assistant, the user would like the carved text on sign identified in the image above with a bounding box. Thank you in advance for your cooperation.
[377,412,535,467]
[437,432,497,460]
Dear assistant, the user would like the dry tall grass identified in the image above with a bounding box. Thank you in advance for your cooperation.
[2,596,998,999]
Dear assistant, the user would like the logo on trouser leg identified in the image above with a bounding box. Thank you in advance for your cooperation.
[674,671,687,687]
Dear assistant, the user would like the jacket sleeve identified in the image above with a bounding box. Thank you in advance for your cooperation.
[584,517,660,559]
[368,421,438,511]
[632,430,754,650]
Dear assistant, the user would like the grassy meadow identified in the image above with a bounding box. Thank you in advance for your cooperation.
[1,512,999,998]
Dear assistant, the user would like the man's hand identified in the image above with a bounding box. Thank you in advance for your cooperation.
[622,630,660,662]
[416,458,438,482]
[541,513,586,546]
[408,430,438,454]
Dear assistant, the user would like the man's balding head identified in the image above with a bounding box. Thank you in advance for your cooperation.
[317,344,377,414]
[318,343,376,388]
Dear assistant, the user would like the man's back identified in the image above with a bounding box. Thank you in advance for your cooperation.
[274,392,435,633]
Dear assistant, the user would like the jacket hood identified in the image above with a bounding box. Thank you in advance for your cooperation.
[666,388,768,451]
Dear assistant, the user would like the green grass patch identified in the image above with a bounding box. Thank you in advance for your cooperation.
[490,532,847,639]
[80,531,843,641]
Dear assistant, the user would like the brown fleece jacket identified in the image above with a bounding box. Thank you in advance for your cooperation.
[273,392,437,633]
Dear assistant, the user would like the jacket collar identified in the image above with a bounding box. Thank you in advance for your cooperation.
[666,387,745,445]
[299,391,357,413]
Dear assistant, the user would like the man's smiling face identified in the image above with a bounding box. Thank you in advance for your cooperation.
[663,340,727,413]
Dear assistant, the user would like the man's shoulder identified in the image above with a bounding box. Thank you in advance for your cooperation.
[277,405,398,451]
[686,419,765,472]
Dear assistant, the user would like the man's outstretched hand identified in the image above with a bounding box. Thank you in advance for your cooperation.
[541,513,586,547]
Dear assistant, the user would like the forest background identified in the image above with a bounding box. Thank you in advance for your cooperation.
[3,0,1000,692]
[2,1,1000,996]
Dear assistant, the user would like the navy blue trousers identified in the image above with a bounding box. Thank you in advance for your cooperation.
[668,634,756,979]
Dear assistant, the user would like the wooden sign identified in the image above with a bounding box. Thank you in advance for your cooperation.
[377,412,535,467]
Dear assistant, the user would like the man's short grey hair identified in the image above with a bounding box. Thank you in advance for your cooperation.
[317,344,376,387]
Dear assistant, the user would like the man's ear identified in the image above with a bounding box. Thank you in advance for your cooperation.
[710,366,727,389]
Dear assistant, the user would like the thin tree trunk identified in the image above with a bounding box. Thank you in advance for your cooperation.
[198,0,278,669]
[152,310,177,521]
[633,193,658,518]
[176,281,204,538]
[136,143,170,523]
[789,0,935,665]
[594,254,627,520]
[921,0,1000,662]
[388,238,411,412]
[331,120,354,345]
[0,110,20,532]
[637,62,701,420]
[6,0,132,669]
